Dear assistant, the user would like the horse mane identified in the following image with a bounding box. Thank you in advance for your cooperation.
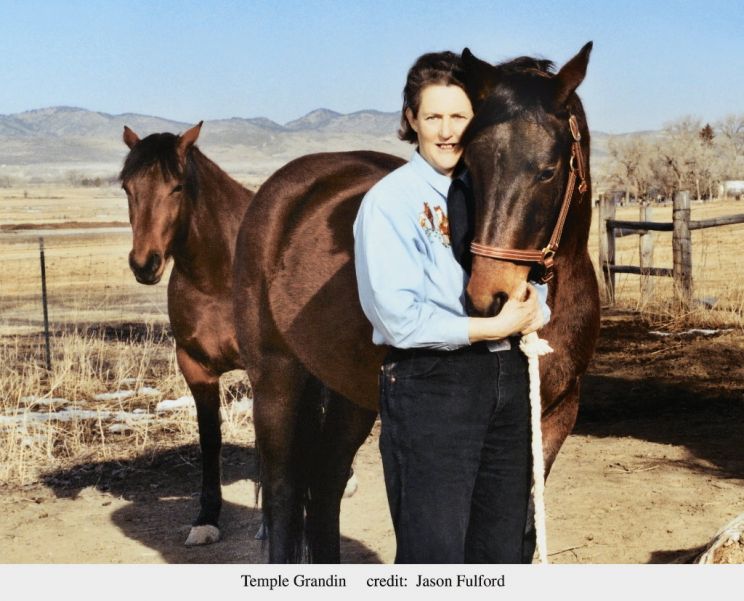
[461,55,561,146]
[119,133,200,199]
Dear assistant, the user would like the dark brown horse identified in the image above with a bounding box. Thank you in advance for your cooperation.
[120,122,253,546]
[460,43,600,480]
[233,44,599,563]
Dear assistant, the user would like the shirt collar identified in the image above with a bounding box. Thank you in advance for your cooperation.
[410,149,453,198]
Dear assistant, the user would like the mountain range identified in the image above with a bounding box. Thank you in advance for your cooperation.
[0,106,640,185]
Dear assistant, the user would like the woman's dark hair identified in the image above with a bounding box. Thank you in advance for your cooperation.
[398,51,466,143]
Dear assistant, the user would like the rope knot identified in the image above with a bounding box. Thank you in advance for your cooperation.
[519,334,554,358]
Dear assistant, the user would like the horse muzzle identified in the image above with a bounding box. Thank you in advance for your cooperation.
[129,250,165,285]
[466,255,530,317]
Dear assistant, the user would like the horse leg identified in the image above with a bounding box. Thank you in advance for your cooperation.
[306,390,376,563]
[176,348,223,546]
[522,381,580,562]
[252,353,314,563]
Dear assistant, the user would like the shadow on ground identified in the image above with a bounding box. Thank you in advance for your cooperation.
[577,313,744,482]
[39,442,381,563]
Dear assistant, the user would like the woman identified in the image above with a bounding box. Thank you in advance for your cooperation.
[353,51,549,563]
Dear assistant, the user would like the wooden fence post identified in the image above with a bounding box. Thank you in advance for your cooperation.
[672,191,692,306]
[39,237,52,371]
[639,203,655,304]
[598,194,616,304]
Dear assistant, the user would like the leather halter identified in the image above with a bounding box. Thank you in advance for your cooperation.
[469,114,588,283]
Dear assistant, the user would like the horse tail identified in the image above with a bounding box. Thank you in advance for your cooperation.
[252,374,325,561]
[289,374,326,562]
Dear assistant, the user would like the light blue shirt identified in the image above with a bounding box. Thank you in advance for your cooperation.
[353,150,550,351]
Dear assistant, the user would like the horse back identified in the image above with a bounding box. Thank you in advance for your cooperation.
[235,151,404,408]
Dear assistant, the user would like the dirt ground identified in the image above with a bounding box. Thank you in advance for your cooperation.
[1,310,743,564]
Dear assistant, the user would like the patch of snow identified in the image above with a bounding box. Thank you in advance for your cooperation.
[55,409,110,421]
[155,396,195,413]
[95,387,159,401]
[94,390,135,402]
[0,408,155,427]
[650,328,732,337]
[111,411,152,422]
[21,435,47,447]
[137,386,160,396]
[20,395,70,407]
[107,423,132,434]
[228,398,253,414]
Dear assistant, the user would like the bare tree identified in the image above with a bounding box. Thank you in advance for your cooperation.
[603,114,744,203]
[716,114,744,156]
[606,135,653,204]
[657,116,708,199]
[715,114,744,196]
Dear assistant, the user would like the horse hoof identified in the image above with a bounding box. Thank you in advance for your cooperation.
[343,473,359,498]
[255,522,268,540]
[185,524,220,546]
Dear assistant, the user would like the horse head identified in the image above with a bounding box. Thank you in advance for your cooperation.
[119,122,202,284]
[460,43,593,316]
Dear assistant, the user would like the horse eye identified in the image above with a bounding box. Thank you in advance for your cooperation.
[537,168,555,182]
[172,184,183,194]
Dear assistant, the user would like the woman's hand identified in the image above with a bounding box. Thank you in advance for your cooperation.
[467,283,544,342]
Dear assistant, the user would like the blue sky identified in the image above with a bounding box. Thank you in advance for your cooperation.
[1,0,742,133]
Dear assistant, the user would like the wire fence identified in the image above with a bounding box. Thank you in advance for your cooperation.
[0,229,170,339]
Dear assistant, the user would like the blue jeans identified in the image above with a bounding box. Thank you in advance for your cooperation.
[379,341,532,563]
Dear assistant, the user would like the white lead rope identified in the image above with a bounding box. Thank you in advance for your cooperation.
[519,331,554,564]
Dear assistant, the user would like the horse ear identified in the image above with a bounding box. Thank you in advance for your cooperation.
[123,126,140,149]
[177,121,203,156]
[461,48,499,108]
[553,42,593,108]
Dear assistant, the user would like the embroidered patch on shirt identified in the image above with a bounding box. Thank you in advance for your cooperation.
[419,202,450,247]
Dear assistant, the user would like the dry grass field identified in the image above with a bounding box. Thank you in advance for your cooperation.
[1,184,743,564]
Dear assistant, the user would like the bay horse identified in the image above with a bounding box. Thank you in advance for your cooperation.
[120,122,253,546]
[460,43,600,486]
[233,43,599,563]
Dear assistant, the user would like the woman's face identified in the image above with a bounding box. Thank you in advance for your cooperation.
[406,84,474,177]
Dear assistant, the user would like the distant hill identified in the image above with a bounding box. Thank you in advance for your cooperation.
[0,106,410,185]
[0,106,655,185]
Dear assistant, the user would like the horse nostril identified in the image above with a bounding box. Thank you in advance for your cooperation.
[488,292,508,317]
[129,251,163,283]
[147,252,162,273]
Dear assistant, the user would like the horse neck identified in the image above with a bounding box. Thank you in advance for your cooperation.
[173,150,253,287]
